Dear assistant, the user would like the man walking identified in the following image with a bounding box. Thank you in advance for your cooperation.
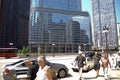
[25,59,39,80]
[73,51,86,80]
[92,52,101,78]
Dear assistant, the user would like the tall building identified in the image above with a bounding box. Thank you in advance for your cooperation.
[0,0,30,48]
[72,15,92,50]
[29,0,91,53]
[92,0,118,49]
[66,19,80,43]
[117,23,120,46]
[0,0,2,45]
[72,15,92,45]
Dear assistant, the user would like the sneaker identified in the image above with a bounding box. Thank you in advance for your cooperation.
[104,76,108,80]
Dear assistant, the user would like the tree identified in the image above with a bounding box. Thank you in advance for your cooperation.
[38,47,43,55]
[21,46,29,54]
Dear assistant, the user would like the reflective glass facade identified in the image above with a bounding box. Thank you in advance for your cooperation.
[72,16,91,44]
[92,0,118,49]
[30,0,81,11]
[29,0,90,53]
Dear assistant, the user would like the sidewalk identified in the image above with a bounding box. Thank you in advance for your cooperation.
[81,68,120,80]
[106,69,120,80]
[83,68,120,80]
[60,67,120,80]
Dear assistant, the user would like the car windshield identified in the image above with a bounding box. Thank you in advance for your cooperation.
[10,60,24,66]
[86,57,92,61]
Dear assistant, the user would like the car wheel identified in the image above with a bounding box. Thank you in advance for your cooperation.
[57,69,66,78]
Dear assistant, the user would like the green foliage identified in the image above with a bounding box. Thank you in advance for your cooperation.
[21,46,29,54]
[38,47,43,54]
[114,47,118,51]
[18,49,22,53]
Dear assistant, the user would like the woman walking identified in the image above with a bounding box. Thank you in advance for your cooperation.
[101,54,111,80]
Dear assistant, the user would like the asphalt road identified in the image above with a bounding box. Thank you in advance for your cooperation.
[0,55,120,80]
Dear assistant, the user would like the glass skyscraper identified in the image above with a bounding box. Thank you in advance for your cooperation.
[92,0,118,49]
[72,15,91,44]
[117,23,120,46]
[29,0,90,53]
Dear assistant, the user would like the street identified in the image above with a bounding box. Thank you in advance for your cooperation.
[0,55,120,80]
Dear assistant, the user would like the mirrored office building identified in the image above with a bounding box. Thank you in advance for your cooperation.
[29,0,91,53]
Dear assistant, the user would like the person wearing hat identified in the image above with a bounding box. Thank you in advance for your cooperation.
[73,51,86,80]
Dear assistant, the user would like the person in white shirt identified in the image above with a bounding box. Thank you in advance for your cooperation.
[109,53,116,69]
[35,56,52,80]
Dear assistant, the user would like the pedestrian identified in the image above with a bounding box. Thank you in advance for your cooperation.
[109,53,116,69]
[72,51,86,80]
[92,52,101,78]
[25,59,39,80]
[101,54,111,80]
[116,53,120,69]
[35,56,52,80]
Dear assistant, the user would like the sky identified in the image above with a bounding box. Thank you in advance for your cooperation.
[82,0,120,23]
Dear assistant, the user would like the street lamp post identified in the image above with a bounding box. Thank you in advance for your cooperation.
[84,44,87,54]
[38,45,41,56]
[102,26,109,57]
[52,44,55,57]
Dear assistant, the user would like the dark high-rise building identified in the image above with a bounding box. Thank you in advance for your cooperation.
[0,0,30,48]
[0,0,3,47]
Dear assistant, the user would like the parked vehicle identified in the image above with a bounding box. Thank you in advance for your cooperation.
[3,58,69,80]
[0,48,17,58]
[72,57,94,72]
[85,51,102,59]
[85,51,95,59]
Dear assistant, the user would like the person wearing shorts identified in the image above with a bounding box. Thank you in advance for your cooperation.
[92,52,101,77]
[73,51,86,80]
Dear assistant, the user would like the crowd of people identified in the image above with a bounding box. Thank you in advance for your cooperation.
[72,51,120,80]
[19,51,120,80]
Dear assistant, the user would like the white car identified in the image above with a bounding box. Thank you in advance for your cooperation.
[72,57,94,72]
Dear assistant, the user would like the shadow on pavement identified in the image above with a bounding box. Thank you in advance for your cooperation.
[57,74,72,80]
[109,77,120,80]
[84,77,97,79]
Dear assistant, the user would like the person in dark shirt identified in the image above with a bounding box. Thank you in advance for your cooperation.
[25,59,39,80]
[92,52,101,77]
[73,51,86,80]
